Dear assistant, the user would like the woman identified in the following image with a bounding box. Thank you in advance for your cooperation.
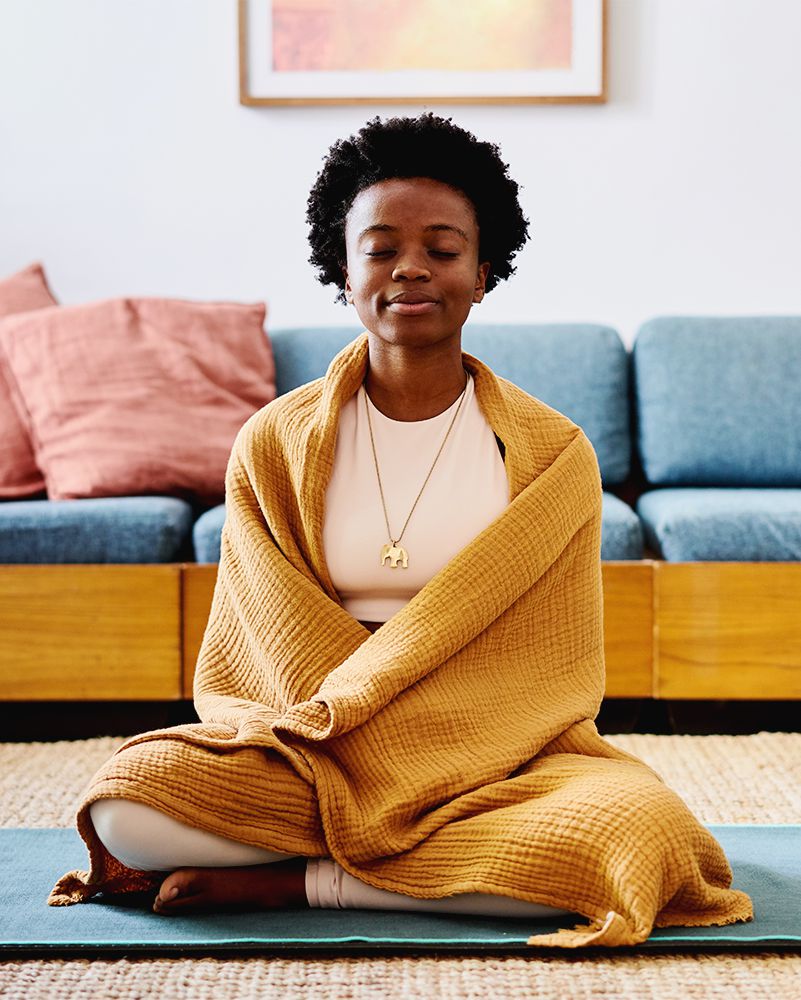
[49,115,752,948]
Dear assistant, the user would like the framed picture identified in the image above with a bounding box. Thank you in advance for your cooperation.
[239,0,607,106]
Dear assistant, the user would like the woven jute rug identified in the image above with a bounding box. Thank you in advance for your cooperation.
[1,731,800,999]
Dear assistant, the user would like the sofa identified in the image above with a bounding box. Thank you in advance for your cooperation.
[2,318,800,703]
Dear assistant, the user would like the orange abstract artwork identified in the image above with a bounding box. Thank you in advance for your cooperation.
[271,0,573,73]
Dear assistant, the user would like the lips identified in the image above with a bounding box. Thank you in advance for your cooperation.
[389,292,438,304]
[386,292,439,315]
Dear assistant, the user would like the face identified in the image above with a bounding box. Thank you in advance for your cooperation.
[342,177,490,345]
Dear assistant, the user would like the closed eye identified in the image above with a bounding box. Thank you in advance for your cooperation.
[364,249,459,259]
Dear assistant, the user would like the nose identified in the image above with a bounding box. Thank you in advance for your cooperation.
[392,252,431,281]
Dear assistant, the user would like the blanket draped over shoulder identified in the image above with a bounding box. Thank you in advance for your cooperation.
[48,332,753,948]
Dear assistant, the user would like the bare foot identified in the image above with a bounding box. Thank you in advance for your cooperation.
[152,857,308,915]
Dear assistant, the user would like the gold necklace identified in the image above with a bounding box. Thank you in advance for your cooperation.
[363,372,469,569]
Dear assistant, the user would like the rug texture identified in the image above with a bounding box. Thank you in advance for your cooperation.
[1,731,799,999]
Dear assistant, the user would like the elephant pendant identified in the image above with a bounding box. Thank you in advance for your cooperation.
[380,542,408,568]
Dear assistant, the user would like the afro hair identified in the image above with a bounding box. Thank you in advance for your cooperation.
[306,113,530,303]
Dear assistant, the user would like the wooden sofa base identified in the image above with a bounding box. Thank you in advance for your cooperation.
[1,562,799,701]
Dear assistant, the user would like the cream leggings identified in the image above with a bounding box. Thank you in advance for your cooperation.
[89,799,572,918]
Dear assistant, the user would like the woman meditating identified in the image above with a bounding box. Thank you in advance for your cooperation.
[49,114,753,948]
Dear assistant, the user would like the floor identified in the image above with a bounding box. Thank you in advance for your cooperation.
[1,728,799,998]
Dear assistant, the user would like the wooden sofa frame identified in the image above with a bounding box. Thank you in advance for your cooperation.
[1,559,799,701]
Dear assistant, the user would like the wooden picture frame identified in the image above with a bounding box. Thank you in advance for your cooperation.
[239,0,607,106]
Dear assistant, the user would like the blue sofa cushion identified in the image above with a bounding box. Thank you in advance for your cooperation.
[601,493,644,560]
[0,496,195,564]
[193,503,226,564]
[633,316,801,486]
[636,488,801,561]
[194,494,642,564]
[270,323,631,485]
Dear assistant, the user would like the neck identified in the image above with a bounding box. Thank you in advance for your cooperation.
[362,335,468,422]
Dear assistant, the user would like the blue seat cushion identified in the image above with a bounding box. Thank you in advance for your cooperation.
[270,324,631,485]
[194,494,642,564]
[636,488,801,561]
[0,496,195,564]
[601,492,644,560]
[633,316,801,486]
[193,503,226,564]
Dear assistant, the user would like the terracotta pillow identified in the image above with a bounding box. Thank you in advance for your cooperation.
[0,262,57,499]
[0,296,276,505]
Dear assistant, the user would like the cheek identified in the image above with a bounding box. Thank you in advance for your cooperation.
[348,261,381,297]
[451,263,482,294]
[344,266,378,310]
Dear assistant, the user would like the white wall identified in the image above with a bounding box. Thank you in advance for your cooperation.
[1,0,799,348]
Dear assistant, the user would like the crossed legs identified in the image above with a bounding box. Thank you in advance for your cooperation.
[89,798,574,918]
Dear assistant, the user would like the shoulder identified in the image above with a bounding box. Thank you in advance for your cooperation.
[474,362,586,453]
[466,350,582,439]
[476,365,599,490]
[235,379,325,454]
[494,371,581,433]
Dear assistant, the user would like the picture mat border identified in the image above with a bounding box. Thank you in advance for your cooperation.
[239,0,607,105]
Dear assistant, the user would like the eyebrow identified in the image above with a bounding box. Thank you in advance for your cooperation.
[358,223,469,241]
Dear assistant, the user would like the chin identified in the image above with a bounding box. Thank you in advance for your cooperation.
[369,313,461,343]
[375,326,455,349]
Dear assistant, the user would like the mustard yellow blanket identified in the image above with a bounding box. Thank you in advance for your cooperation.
[48,332,753,948]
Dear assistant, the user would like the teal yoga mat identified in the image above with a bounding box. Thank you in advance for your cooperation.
[1,825,798,955]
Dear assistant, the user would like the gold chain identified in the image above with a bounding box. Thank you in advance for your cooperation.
[363,370,468,559]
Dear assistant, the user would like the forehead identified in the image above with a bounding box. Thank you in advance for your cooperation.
[345,177,478,236]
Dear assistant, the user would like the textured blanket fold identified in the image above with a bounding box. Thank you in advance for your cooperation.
[48,331,753,948]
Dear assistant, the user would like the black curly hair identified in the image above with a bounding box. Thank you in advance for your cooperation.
[306,113,530,304]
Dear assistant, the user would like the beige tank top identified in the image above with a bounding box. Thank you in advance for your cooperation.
[323,372,509,622]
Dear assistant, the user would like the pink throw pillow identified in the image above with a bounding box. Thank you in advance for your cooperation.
[0,262,57,499]
[0,296,276,505]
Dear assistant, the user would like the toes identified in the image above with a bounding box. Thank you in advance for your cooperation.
[153,890,211,914]
[153,868,202,912]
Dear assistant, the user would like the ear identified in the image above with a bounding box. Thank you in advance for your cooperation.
[343,265,354,304]
[473,262,490,304]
